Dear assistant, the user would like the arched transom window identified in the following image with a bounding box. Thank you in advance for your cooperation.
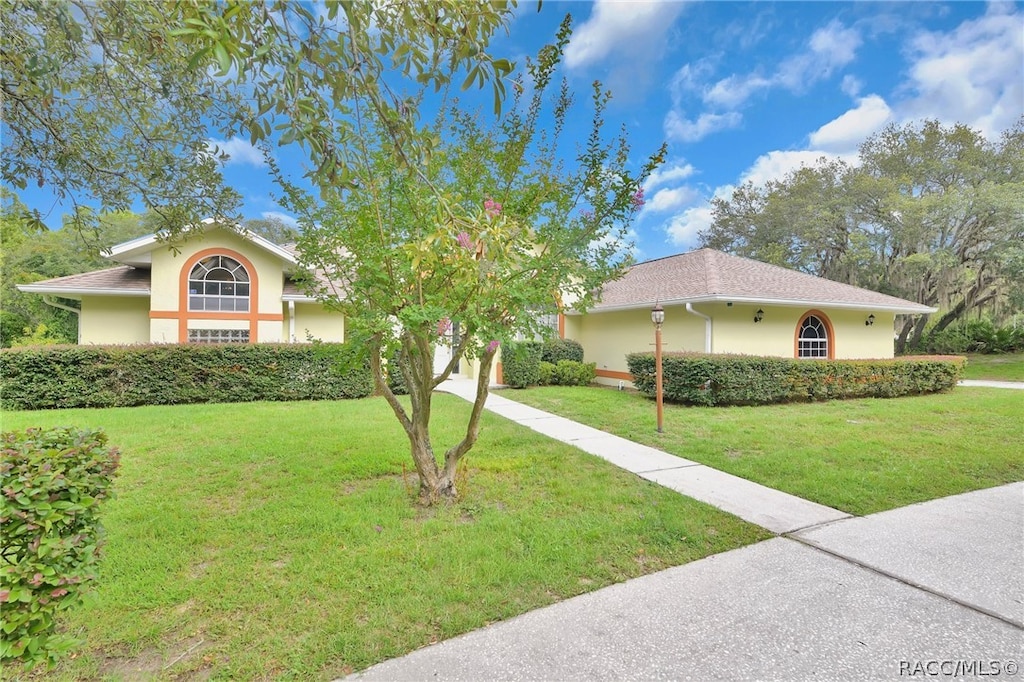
[188,255,250,312]
[797,314,829,358]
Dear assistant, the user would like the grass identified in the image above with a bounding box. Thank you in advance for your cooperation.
[1,396,769,680]
[962,353,1024,381]
[503,386,1024,517]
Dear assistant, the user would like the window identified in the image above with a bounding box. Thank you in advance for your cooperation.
[188,329,250,343]
[188,255,250,312]
[797,314,829,358]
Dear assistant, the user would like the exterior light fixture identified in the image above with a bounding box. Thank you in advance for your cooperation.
[753,308,764,323]
[865,314,875,326]
[651,303,665,433]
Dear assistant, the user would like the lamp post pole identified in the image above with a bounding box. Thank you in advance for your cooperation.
[652,304,665,433]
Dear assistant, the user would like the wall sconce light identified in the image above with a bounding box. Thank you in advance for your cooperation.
[753,309,764,323]
[865,314,875,326]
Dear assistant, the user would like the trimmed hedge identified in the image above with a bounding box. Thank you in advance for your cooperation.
[502,339,588,388]
[0,343,374,411]
[626,352,965,406]
[538,360,597,386]
[1,428,120,669]
[541,338,584,364]
[501,341,543,388]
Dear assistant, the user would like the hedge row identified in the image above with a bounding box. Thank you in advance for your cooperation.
[1,428,120,669]
[502,339,587,388]
[538,360,597,386]
[626,353,965,406]
[0,343,374,411]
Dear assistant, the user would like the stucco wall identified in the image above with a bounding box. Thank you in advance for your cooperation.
[575,303,897,386]
[290,303,345,342]
[573,307,706,384]
[80,296,150,344]
[149,229,285,313]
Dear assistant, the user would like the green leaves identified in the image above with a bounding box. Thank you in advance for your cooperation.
[0,428,120,670]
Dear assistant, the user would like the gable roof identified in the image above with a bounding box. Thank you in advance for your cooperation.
[108,218,298,267]
[586,248,935,314]
[16,266,151,299]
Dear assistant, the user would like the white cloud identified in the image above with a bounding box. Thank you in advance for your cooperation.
[647,186,700,213]
[261,211,299,228]
[809,95,893,153]
[665,204,715,247]
[898,4,1023,138]
[776,20,862,92]
[643,162,696,191]
[205,137,266,167]
[841,74,863,97]
[704,74,772,109]
[664,110,742,143]
[739,150,837,187]
[564,0,687,70]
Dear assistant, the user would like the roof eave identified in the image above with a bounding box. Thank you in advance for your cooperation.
[107,219,298,267]
[574,294,936,315]
[16,284,150,298]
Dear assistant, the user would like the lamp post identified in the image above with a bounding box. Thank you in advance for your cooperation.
[651,303,665,433]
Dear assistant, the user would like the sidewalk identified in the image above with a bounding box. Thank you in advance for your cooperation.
[437,380,849,535]
[351,483,1023,681]
[959,379,1024,389]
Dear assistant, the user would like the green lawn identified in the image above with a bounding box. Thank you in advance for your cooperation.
[503,386,1024,516]
[1,396,768,680]
[962,353,1024,381]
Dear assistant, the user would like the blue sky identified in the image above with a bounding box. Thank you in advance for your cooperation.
[14,1,1024,261]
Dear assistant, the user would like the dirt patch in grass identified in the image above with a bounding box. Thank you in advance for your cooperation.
[99,636,212,680]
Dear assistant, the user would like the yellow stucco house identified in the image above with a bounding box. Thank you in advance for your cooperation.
[561,249,936,387]
[17,220,502,384]
[18,221,345,346]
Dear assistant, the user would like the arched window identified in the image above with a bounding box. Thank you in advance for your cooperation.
[188,255,250,312]
[797,314,830,358]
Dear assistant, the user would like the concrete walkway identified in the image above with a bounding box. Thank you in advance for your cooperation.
[959,379,1024,389]
[438,379,849,534]
[351,483,1023,681]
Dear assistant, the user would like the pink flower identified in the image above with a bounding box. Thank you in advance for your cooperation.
[436,318,452,336]
[50,588,69,598]
[631,188,645,209]
[581,209,593,220]
[486,340,500,354]
[0,589,9,602]
[484,198,502,218]
[456,232,473,249]
[29,573,43,587]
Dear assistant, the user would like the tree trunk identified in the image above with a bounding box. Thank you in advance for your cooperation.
[369,329,497,505]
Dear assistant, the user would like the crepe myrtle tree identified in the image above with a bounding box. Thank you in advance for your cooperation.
[286,18,665,503]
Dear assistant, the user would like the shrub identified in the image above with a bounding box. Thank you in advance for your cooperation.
[922,318,1024,354]
[501,341,542,388]
[538,361,556,386]
[536,360,595,386]
[386,348,410,396]
[540,338,584,364]
[0,343,374,411]
[553,360,596,386]
[1,428,120,670]
[626,352,965,406]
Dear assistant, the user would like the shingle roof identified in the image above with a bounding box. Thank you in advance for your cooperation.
[590,249,934,313]
[17,266,151,296]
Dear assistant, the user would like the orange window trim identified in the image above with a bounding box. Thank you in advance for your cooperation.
[154,247,268,343]
[557,313,566,339]
[596,369,634,381]
[793,309,836,360]
[496,362,503,385]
